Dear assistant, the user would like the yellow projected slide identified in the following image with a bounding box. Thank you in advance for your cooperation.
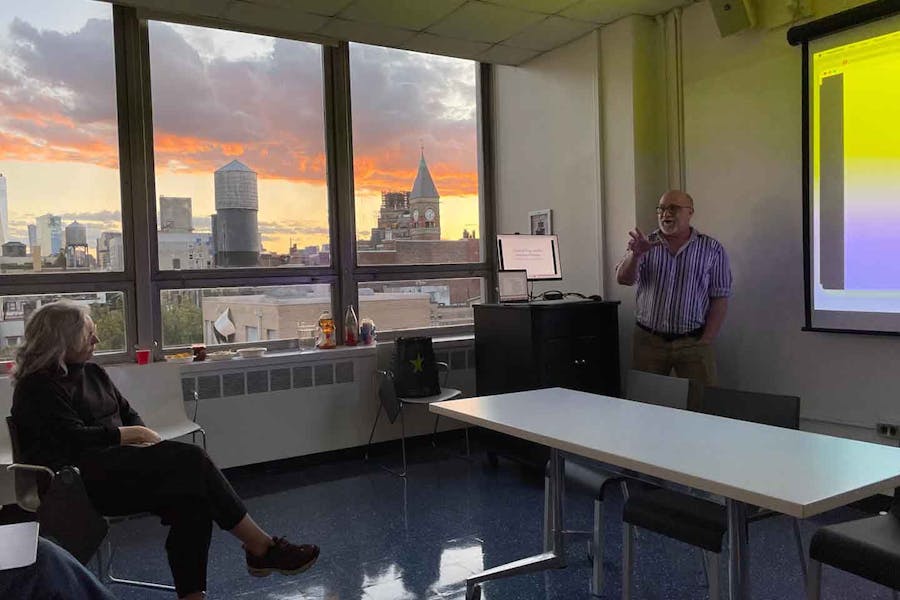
[812,27,900,301]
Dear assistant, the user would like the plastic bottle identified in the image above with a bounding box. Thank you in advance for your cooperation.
[344,305,359,346]
[316,310,336,349]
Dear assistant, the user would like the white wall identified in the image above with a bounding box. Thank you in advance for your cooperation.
[492,32,604,298]
[679,1,900,439]
[494,0,900,441]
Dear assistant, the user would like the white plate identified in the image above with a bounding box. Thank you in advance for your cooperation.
[237,347,267,358]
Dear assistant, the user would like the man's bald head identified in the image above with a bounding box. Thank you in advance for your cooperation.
[660,190,694,209]
[657,190,694,237]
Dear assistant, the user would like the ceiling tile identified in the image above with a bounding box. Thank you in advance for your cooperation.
[478,43,541,66]
[482,0,581,14]
[319,18,417,48]
[504,16,595,51]
[427,1,545,44]
[124,0,231,18]
[223,1,329,31]
[561,0,688,23]
[339,0,466,31]
[246,0,355,16]
[402,33,490,61]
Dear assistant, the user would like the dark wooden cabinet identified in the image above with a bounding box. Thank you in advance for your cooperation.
[474,300,620,397]
[473,300,621,469]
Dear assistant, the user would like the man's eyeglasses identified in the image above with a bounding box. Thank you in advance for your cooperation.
[656,204,691,215]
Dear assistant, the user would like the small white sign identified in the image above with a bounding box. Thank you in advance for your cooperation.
[0,521,39,570]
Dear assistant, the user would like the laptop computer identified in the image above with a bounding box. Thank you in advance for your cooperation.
[498,270,529,303]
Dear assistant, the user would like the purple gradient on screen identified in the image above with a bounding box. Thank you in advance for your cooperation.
[844,189,900,289]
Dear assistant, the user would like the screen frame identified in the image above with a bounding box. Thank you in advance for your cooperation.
[496,233,562,281]
[789,1,900,337]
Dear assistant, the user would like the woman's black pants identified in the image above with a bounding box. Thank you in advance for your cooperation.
[79,440,247,598]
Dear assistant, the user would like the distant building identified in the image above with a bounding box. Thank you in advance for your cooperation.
[97,232,123,271]
[27,224,37,253]
[213,160,259,267]
[408,151,440,241]
[35,214,62,257]
[2,241,25,257]
[159,196,193,233]
[158,231,213,270]
[0,173,8,245]
[200,289,432,344]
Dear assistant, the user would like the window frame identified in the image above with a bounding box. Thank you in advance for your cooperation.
[0,5,496,359]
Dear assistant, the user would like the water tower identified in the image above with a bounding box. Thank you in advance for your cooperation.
[65,220,89,269]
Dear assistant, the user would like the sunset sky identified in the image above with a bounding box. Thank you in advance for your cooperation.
[0,0,481,258]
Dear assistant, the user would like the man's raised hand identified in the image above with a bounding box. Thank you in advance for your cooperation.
[627,228,654,256]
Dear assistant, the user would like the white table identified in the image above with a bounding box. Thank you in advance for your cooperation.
[431,388,900,600]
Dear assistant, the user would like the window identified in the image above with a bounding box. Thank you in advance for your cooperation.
[358,278,484,332]
[148,23,329,271]
[160,284,332,348]
[0,291,126,358]
[1,3,493,356]
[0,0,123,274]
[349,44,482,266]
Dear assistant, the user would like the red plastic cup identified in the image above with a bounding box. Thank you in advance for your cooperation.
[135,349,151,365]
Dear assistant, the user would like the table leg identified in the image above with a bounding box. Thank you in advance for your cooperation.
[464,448,567,600]
[726,499,750,600]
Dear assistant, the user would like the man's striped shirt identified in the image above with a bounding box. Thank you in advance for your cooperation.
[627,228,732,335]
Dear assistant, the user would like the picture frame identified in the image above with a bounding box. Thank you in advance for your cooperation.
[528,209,552,236]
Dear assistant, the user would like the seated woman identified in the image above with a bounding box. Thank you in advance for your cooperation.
[10,301,319,600]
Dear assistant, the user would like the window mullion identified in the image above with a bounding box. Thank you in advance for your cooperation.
[114,6,156,354]
[326,42,358,340]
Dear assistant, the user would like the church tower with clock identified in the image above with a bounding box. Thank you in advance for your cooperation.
[409,150,440,241]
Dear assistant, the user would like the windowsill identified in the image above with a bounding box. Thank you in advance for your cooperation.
[177,344,378,372]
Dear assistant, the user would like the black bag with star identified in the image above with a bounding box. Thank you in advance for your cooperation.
[392,336,441,398]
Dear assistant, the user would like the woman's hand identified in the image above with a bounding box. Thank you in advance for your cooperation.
[119,426,162,446]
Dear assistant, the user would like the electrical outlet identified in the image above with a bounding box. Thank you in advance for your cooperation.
[876,422,900,439]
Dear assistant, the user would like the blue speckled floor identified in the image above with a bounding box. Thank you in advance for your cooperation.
[103,448,891,599]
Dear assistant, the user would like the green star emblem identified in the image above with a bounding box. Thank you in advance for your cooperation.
[410,354,424,373]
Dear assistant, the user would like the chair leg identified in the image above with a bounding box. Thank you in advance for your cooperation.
[432,414,440,446]
[792,518,807,583]
[98,529,175,591]
[398,407,407,477]
[700,548,709,588]
[806,558,821,600]
[364,404,382,460]
[590,498,603,597]
[706,552,720,600]
[622,523,634,600]
[542,471,553,552]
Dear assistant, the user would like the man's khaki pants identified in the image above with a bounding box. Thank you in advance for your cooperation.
[632,326,718,387]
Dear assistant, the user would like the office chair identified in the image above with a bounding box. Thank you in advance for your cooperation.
[807,488,900,600]
[4,363,205,591]
[621,386,806,600]
[541,369,693,595]
[364,361,464,477]
[6,417,175,591]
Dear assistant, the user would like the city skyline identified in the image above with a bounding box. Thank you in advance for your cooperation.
[0,1,480,256]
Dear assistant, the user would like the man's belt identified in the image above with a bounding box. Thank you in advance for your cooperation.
[636,321,704,342]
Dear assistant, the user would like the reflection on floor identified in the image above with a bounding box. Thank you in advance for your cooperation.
[107,446,887,599]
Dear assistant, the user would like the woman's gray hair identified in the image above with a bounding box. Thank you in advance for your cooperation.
[12,301,89,383]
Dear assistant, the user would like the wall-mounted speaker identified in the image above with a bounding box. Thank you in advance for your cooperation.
[708,0,756,37]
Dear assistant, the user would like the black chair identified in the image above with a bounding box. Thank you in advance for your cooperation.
[541,370,694,595]
[807,490,900,599]
[621,386,806,600]
[364,362,464,477]
[5,416,176,592]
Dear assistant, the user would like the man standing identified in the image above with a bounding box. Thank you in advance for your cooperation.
[616,190,731,385]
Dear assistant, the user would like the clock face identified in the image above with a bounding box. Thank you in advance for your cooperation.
[424,208,435,221]
[412,209,419,221]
